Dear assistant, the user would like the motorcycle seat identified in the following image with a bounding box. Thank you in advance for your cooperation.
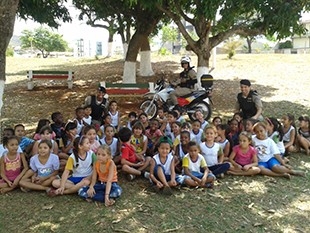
[180,90,205,98]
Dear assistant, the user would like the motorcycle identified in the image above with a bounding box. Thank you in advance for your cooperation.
[139,74,213,121]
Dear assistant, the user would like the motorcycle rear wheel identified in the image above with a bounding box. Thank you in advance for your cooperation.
[139,100,158,120]
[188,101,212,121]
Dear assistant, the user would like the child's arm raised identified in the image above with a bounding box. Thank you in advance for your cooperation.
[87,163,97,198]
[13,153,29,188]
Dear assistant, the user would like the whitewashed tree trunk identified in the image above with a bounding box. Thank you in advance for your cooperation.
[107,42,113,57]
[139,50,154,76]
[122,61,136,83]
[196,66,209,89]
[122,43,128,60]
[0,0,20,119]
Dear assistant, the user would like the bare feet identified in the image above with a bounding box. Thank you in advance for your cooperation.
[283,173,291,179]
[293,170,305,177]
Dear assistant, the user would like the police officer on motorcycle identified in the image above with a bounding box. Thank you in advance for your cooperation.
[169,56,197,109]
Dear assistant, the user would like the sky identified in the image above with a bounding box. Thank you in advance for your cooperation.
[13,3,310,49]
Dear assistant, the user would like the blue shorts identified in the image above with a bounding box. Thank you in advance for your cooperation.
[154,164,171,181]
[258,157,280,169]
[153,164,183,184]
[68,176,87,184]
[183,172,216,184]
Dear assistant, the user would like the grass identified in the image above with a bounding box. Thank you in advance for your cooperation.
[1,54,310,233]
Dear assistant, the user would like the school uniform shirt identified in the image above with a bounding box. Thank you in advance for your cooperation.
[182,153,207,175]
[109,111,119,128]
[83,116,92,125]
[30,153,60,177]
[269,131,285,154]
[100,137,119,157]
[283,125,295,142]
[153,152,174,175]
[252,136,280,162]
[199,142,223,167]
[191,129,203,144]
[65,150,96,177]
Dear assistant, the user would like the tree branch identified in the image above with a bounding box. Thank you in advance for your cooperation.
[210,25,264,48]
[156,3,197,52]
[174,2,195,25]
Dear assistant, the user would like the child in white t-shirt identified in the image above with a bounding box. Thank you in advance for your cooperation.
[20,140,59,194]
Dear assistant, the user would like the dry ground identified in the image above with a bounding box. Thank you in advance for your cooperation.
[0,54,309,233]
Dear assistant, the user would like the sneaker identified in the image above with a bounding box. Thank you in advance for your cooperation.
[162,186,173,196]
[144,172,150,179]
[126,174,136,181]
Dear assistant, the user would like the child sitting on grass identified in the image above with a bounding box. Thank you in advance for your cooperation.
[100,125,121,165]
[119,127,150,181]
[183,141,216,188]
[253,122,304,179]
[199,125,230,177]
[149,136,179,195]
[20,140,59,194]
[228,132,261,176]
[51,136,95,195]
[297,116,310,156]
[78,145,122,206]
[0,136,28,193]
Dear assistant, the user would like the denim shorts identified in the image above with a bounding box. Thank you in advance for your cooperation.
[258,157,280,169]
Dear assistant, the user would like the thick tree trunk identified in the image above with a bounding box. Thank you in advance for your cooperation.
[139,36,154,76]
[122,43,128,60]
[107,31,114,57]
[0,0,19,117]
[122,8,162,83]
[123,32,144,83]
[196,46,211,89]
[246,37,252,54]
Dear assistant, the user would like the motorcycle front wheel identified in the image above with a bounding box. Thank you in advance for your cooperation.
[139,100,158,120]
[188,101,212,121]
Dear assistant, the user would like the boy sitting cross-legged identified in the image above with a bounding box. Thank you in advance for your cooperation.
[119,127,151,181]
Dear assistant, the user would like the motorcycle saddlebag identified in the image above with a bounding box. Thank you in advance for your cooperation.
[201,74,213,88]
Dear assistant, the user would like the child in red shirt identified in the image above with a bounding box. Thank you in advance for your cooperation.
[119,127,151,181]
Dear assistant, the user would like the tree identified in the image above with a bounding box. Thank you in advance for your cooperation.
[0,0,71,118]
[156,0,310,86]
[20,27,69,58]
[224,39,243,59]
[159,25,178,54]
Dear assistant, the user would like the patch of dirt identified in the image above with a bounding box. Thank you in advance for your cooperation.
[2,54,310,134]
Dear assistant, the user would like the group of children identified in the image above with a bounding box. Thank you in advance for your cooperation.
[0,99,308,206]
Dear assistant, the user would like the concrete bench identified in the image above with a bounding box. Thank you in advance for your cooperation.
[100,81,154,95]
[27,70,74,90]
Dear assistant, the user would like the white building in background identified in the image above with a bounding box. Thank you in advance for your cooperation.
[292,20,310,53]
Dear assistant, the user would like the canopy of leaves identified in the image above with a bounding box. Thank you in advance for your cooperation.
[20,27,69,57]
[18,0,71,28]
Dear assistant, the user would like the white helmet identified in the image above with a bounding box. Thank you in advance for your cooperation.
[180,56,191,64]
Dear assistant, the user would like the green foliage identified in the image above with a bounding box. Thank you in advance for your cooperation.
[161,26,178,44]
[158,47,171,55]
[18,0,71,28]
[6,46,14,57]
[224,39,243,59]
[279,40,293,49]
[20,27,69,58]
